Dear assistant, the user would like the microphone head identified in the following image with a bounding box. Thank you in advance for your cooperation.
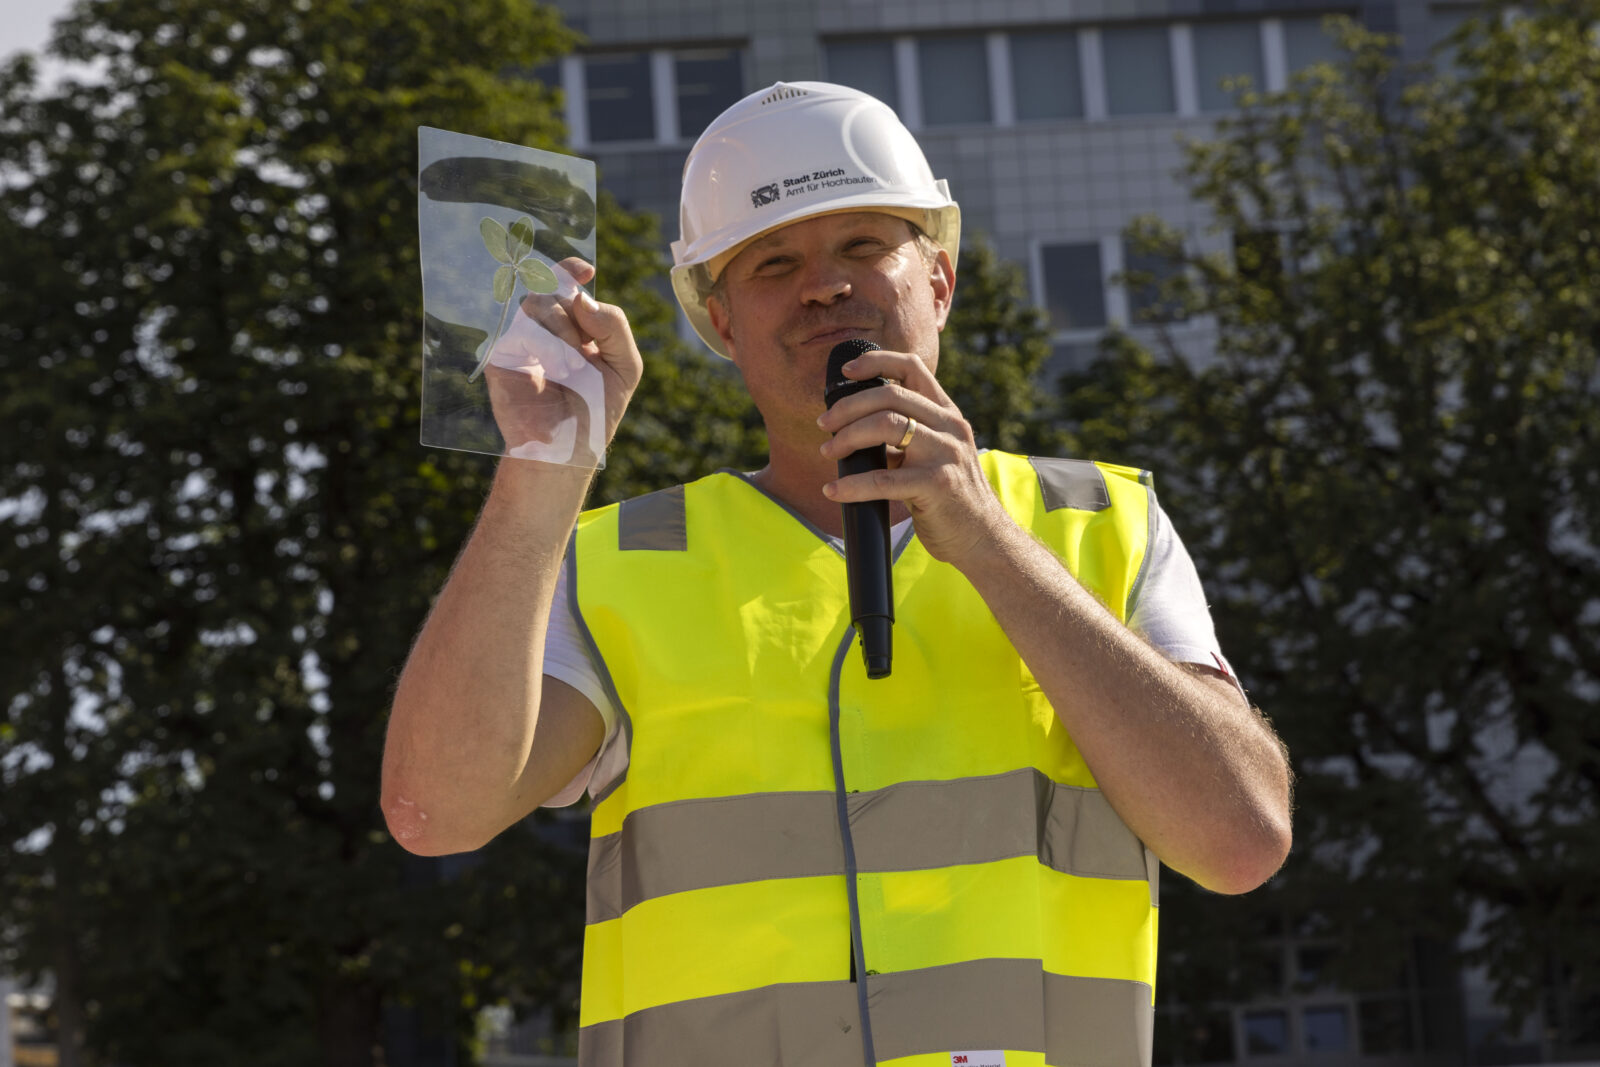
[824,338,881,403]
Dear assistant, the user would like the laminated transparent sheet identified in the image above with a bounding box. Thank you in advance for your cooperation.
[418,127,603,467]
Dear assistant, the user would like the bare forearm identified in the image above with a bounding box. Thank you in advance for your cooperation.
[956,519,1292,894]
[382,460,595,854]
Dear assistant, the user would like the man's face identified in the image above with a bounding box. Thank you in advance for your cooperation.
[706,211,954,443]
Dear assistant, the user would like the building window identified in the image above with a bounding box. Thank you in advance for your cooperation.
[584,51,655,143]
[1282,16,1344,74]
[1429,4,1477,47]
[1302,1004,1353,1052]
[1011,30,1084,120]
[675,48,744,138]
[1124,244,1187,324]
[1102,24,1175,116]
[1194,21,1266,111]
[1242,1008,1291,1056]
[823,39,900,112]
[918,35,992,125]
[1040,243,1107,331]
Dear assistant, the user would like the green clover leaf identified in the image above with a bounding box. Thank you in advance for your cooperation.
[492,264,515,303]
[517,258,559,294]
[480,217,513,264]
[508,216,536,261]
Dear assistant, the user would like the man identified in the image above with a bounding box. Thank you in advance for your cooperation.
[383,82,1292,1066]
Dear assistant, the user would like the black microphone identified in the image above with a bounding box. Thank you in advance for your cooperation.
[823,338,893,679]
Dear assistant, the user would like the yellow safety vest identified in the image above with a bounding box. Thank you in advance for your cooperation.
[570,450,1159,1067]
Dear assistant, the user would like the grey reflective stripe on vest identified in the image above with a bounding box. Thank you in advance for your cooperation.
[617,484,687,551]
[585,767,1149,924]
[584,790,840,925]
[1029,456,1111,512]
[577,963,1152,1067]
[579,979,866,1067]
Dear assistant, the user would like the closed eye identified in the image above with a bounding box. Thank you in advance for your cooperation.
[752,254,796,275]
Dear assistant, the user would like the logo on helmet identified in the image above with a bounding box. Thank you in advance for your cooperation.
[750,183,780,208]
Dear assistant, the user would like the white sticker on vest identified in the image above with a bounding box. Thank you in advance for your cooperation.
[950,1053,1005,1067]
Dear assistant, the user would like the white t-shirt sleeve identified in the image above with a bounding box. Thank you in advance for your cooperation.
[539,560,624,808]
[1129,502,1241,688]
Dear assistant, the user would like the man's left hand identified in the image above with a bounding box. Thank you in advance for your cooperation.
[816,346,1011,567]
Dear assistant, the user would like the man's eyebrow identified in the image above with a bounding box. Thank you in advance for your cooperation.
[743,231,792,254]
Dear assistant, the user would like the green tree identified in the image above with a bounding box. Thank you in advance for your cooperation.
[939,237,1066,457]
[1069,3,1600,1051]
[0,1,759,1064]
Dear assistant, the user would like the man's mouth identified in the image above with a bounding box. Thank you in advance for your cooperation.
[799,325,873,346]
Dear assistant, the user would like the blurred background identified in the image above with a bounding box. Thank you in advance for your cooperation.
[1,0,1595,1063]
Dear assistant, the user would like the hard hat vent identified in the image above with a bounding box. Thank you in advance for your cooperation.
[759,86,810,105]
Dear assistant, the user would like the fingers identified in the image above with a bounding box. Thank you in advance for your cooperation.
[815,347,982,513]
[510,273,640,388]
[518,288,591,355]
[832,346,949,403]
[557,257,596,286]
[819,398,943,462]
[567,289,625,351]
[513,257,597,354]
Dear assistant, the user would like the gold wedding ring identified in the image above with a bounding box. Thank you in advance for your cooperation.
[897,415,918,450]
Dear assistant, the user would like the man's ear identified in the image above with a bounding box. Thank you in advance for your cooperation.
[930,248,955,333]
[707,290,739,363]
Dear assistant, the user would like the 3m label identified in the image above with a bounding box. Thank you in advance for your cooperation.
[951,1053,1005,1067]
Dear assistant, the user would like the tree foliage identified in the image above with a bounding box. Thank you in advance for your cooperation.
[1069,2,1600,1050]
[0,0,759,1063]
[938,237,1066,457]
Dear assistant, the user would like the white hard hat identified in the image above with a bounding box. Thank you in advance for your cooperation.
[670,81,961,358]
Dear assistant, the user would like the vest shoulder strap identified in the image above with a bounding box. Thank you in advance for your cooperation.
[1028,456,1112,512]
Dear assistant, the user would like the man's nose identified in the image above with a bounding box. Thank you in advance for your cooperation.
[798,261,852,305]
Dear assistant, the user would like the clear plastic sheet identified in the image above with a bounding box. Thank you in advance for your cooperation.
[417,127,604,467]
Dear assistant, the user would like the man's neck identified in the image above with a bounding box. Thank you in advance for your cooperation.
[749,438,912,539]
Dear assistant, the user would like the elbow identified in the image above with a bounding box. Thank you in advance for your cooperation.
[380,786,487,858]
[1198,808,1293,896]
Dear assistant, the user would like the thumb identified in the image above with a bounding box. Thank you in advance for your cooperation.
[568,289,642,383]
[571,290,622,348]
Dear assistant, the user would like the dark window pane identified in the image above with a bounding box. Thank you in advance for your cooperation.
[527,61,560,89]
[1102,25,1174,116]
[1125,245,1185,324]
[1304,1005,1351,1052]
[1429,7,1475,70]
[675,48,743,141]
[1194,21,1264,111]
[1011,30,1084,120]
[1283,16,1343,73]
[1358,997,1416,1054]
[586,52,654,142]
[1430,6,1475,47]
[824,40,899,111]
[1046,339,1102,380]
[1040,243,1106,330]
[1244,1009,1290,1056]
[918,35,991,125]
